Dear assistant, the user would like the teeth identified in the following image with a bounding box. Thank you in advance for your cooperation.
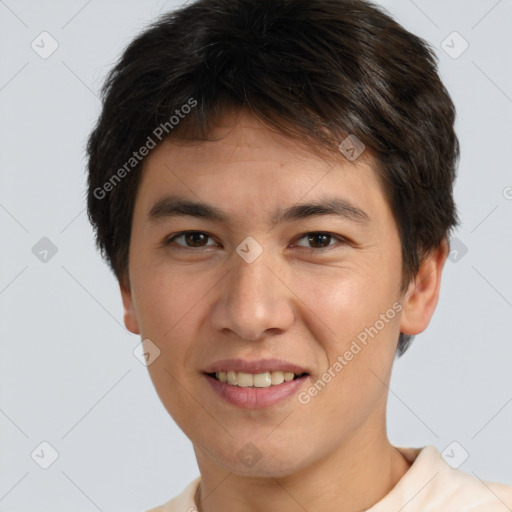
[214,370,302,387]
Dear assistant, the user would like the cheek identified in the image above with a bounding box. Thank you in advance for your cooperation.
[295,282,399,441]
[131,268,210,423]
[288,257,401,398]
[129,265,214,389]
[288,257,399,344]
[132,262,204,333]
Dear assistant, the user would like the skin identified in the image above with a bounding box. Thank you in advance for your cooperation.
[120,108,448,512]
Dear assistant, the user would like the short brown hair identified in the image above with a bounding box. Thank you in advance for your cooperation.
[86,0,459,356]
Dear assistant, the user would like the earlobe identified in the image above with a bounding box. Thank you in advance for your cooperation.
[399,238,449,336]
[120,281,141,335]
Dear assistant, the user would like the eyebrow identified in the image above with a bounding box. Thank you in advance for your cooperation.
[147,195,370,226]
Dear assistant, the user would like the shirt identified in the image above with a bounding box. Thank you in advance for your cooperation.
[146,445,512,511]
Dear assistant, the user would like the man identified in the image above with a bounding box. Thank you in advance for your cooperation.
[86,0,512,510]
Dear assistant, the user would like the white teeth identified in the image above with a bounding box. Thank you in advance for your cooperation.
[237,372,254,388]
[253,373,271,388]
[214,370,302,387]
[270,371,284,385]
[284,372,295,382]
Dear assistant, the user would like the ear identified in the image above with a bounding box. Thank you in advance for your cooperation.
[119,280,140,335]
[400,238,449,336]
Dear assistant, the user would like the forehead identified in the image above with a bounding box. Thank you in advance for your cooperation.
[134,109,390,227]
[149,108,371,167]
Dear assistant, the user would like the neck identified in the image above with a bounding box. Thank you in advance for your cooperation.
[194,429,411,512]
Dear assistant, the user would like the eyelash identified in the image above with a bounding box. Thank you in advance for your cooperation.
[163,231,349,251]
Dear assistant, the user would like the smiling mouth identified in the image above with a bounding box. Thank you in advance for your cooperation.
[207,370,309,388]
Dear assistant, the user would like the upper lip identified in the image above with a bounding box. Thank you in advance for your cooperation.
[203,358,309,375]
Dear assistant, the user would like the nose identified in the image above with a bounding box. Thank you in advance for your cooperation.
[210,245,295,341]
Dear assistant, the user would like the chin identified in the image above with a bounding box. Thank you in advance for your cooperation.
[227,457,305,479]
[198,440,311,479]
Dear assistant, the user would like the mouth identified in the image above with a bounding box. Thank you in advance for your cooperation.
[203,370,310,409]
[206,370,309,388]
[202,359,310,408]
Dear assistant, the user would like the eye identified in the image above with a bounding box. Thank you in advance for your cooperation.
[164,231,217,248]
[293,232,347,250]
[163,230,348,251]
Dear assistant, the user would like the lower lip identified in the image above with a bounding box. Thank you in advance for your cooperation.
[204,374,308,409]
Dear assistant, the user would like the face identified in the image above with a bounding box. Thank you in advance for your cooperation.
[121,109,442,477]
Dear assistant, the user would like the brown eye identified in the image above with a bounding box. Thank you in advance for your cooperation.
[184,232,209,247]
[307,233,331,248]
[295,232,343,249]
[165,231,215,248]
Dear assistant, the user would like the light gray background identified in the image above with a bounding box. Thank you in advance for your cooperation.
[1,0,511,510]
